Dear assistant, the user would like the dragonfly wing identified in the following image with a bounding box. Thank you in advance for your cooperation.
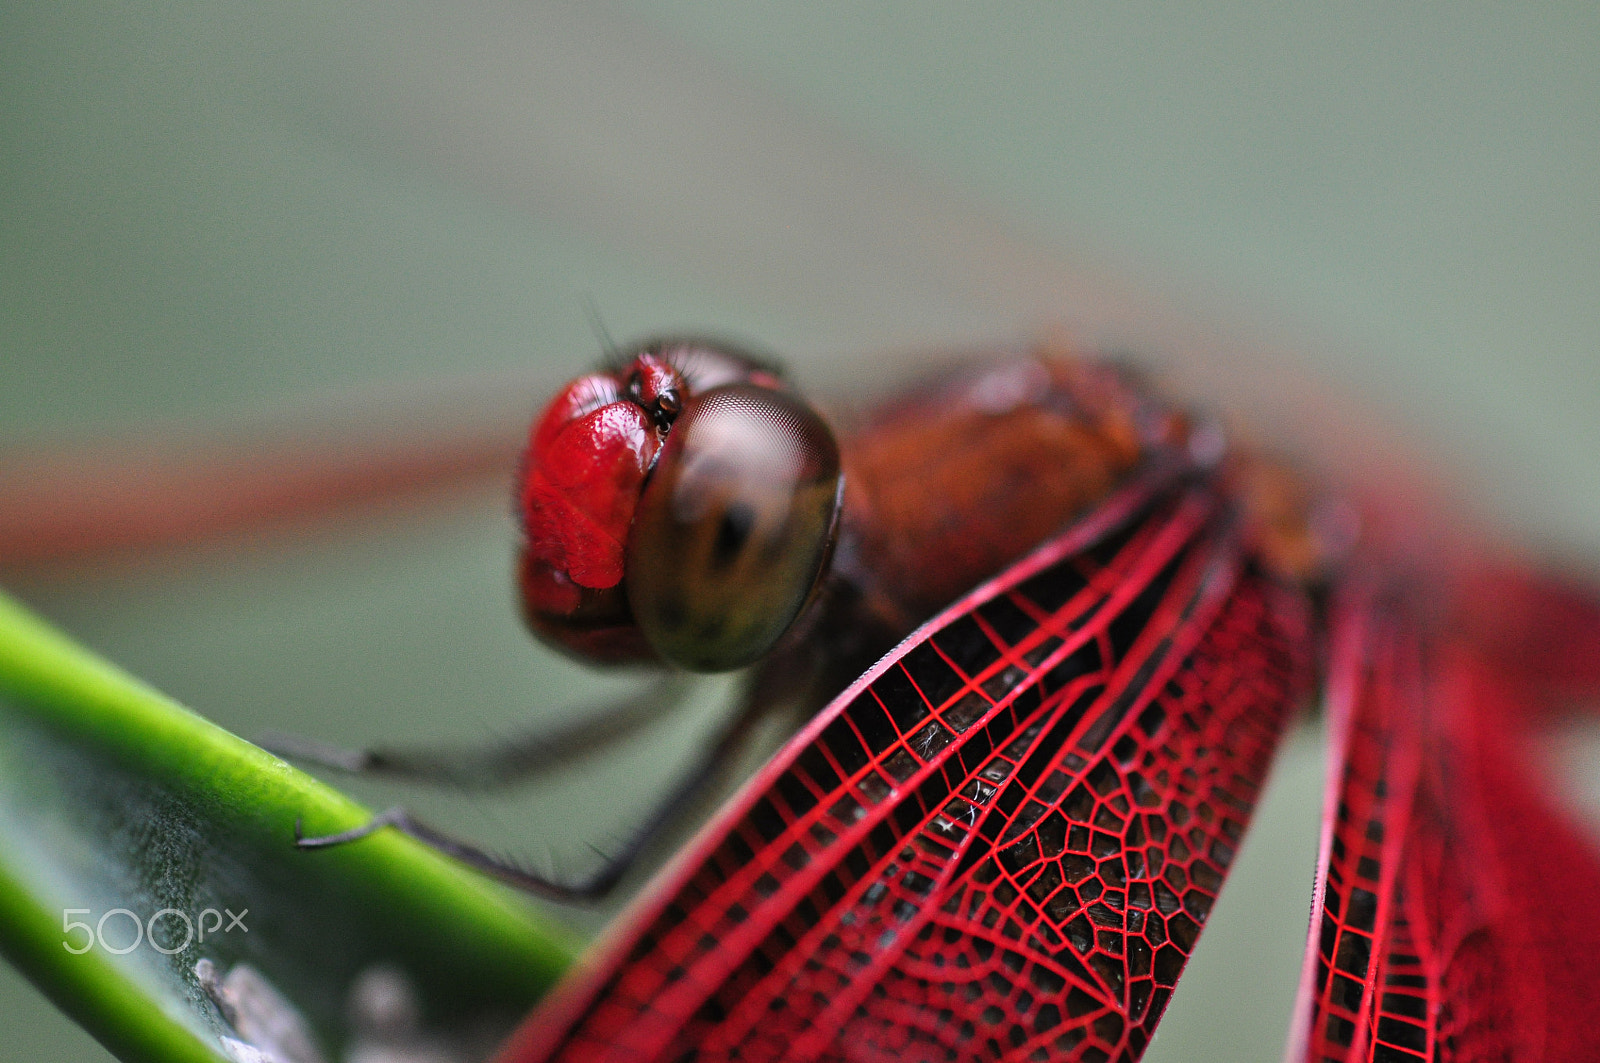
[1460,565,1600,708]
[1290,585,1600,1062]
[502,475,1310,1063]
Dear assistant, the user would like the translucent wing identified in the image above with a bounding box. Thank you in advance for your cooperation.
[502,472,1310,1063]
[1291,580,1600,1061]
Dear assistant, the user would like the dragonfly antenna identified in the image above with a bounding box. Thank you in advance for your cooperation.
[580,295,620,364]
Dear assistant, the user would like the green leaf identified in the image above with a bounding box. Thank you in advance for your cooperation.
[0,590,578,1063]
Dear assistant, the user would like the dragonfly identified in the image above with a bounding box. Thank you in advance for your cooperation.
[6,7,1597,1062]
[20,334,1592,1062]
[461,337,1600,1063]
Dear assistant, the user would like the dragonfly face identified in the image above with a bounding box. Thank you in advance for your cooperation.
[517,338,841,672]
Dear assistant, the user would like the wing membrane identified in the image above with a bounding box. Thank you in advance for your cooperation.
[1291,584,1600,1062]
[506,478,1309,1063]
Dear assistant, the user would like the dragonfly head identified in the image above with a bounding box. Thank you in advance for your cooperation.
[516,338,843,672]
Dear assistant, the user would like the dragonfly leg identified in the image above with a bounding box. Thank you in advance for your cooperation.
[261,677,692,790]
[292,678,780,901]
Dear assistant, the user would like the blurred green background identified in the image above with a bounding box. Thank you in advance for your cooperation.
[2,3,1597,1060]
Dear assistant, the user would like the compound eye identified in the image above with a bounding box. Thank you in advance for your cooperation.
[626,384,842,672]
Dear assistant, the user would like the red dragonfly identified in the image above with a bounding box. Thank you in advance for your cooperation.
[479,338,1600,1063]
[9,336,1600,1062]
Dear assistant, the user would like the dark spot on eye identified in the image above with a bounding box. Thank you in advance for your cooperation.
[648,391,681,431]
[713,504,755,566]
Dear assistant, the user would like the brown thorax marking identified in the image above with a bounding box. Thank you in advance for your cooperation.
[829,343,1343,639]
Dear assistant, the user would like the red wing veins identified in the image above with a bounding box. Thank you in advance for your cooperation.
[1292,584,1600,1062]
[505,477,1310,1063]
